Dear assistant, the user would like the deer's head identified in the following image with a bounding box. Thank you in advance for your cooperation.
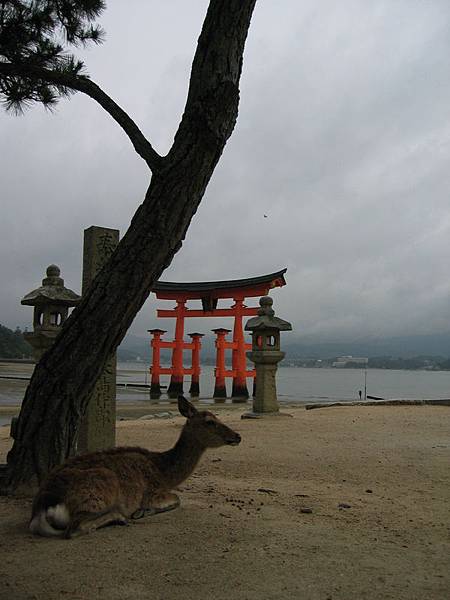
[178,396,241,449]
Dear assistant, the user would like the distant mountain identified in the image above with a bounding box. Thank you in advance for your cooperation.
[0,324,33,359]
[3,324,446,364]
[117,334,152,362]
[119,331,450,362]
[282,333,450,359]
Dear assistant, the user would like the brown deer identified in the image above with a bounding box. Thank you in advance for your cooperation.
[29,396,241,538]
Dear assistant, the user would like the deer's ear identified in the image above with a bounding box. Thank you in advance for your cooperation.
[178,396,198,418]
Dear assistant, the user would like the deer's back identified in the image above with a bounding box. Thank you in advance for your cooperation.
[56,446,162,480]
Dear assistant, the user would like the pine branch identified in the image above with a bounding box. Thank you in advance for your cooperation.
[0,62,162,171]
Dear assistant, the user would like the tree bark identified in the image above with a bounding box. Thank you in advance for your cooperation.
[2,0,257,494]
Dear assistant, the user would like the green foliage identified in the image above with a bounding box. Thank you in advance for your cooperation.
[0,0,105,112]
[367,356,443,370]
[0,324,33,358]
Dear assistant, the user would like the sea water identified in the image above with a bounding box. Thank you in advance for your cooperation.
[116,363,450,403]
[1,363,450,423]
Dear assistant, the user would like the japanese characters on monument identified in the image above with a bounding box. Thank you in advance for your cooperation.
[78,226,119,454]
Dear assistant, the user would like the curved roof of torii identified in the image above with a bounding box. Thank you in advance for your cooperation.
[153,268,287,295]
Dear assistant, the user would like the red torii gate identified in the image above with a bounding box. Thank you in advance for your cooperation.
[149,269,287,400]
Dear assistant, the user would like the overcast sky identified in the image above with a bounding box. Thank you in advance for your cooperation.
[1,0,450,343]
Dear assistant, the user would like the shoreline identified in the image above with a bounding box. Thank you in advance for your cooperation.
[2,396,449,427]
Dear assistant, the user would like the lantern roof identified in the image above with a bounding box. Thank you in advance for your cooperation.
[245,296,292,332]
[21,265,81,307]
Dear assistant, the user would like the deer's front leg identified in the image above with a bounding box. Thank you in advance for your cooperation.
[149,491,180,513]
[131,492,180,520]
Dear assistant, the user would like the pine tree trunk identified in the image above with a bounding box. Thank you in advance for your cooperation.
[2,0,257,494]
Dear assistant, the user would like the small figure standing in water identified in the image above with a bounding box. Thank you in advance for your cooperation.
[358,390,362,400]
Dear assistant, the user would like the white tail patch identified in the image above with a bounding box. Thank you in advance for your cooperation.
[29,504,69,537]
[47,504,70,529]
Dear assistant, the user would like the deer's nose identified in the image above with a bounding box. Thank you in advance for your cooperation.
[228,432,241,445]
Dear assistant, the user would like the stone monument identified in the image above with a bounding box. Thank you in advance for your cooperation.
[77,226,119,454]
[242,296,292,418]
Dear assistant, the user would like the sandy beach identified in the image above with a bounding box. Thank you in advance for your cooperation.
[0,404,449,600]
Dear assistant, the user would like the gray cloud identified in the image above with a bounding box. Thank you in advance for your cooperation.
[1,0,450,343]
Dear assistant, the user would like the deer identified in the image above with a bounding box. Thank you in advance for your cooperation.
[29,396,241,538]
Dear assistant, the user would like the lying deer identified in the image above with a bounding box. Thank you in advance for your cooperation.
[30,396,241,538]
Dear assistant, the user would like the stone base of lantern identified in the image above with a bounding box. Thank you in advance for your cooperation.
[242,350,291,418]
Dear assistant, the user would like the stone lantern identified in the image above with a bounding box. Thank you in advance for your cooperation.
[21,264,81,361]
[242,296,292,418]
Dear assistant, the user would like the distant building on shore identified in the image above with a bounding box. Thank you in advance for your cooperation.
[332,356,368,368]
